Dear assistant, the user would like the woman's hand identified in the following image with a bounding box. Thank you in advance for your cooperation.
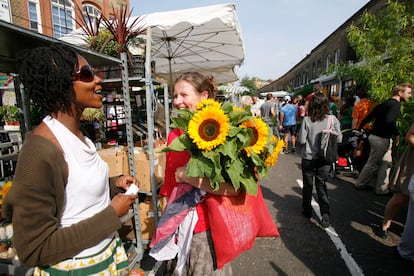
[110,194,137,217]
[175,166,188,183]
[116,175,139,190]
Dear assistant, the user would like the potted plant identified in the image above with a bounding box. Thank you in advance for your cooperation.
[75,3,146,79]
[81,108,107,142]
[1,105,19,126]
[82,107,106,125]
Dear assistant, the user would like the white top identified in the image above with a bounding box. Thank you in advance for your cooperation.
[43,116,114,257]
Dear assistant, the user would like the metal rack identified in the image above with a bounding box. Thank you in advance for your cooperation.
[102,52,168,269]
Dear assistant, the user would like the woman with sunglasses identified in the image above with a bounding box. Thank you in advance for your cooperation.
[2,43,138,275]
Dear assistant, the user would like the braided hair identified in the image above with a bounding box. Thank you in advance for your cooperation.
[17,43,79,116]
[174,72,217,99]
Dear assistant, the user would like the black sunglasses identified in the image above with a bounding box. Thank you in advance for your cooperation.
[73,65,96,82]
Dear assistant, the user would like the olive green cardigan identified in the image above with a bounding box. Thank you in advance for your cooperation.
[1,133,122,267]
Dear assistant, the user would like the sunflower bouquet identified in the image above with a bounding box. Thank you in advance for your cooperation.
[163,99,284,196]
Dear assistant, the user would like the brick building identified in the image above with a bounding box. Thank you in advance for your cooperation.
[9,0,129,39]
[258,0,388,98]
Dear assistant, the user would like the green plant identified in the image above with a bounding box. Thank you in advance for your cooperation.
[101,5,146,54]
[82,108,106,124]
[0,105,19,123]
[29,104,44,126]
[87,30,122,57]
[0,106,6,122]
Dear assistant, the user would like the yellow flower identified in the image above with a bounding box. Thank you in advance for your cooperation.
[232,106,244,112]
[240,117,269,156]
[0,180,12,205]
[196,98,221,110]
[265,138,285,166]
[188,105,230,151]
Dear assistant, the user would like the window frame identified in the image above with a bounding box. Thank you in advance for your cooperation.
[51,0,74,38]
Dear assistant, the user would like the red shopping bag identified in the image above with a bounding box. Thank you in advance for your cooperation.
[205,185,279,269]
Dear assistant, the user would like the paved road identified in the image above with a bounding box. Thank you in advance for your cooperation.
[232,152,414,276]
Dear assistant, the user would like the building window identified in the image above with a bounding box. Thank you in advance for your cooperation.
[51,0,74,38]
[28,0,40,32]
[325,54,331,71]
[82,4,101,30]
[335,49,341,65]
[312,63,316,78]
[317,60,321,72]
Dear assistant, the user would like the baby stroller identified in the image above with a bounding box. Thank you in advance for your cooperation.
[330,129,369,178]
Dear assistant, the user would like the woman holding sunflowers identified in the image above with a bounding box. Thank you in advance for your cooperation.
[150,72,279,275]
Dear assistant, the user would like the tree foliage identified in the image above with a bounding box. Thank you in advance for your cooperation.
[346,0,414,101]
[343,1,414,154]
[240,76,257,95]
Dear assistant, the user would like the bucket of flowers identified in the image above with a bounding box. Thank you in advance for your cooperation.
[163,98,284,196]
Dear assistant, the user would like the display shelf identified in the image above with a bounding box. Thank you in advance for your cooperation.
[0,130,21,180]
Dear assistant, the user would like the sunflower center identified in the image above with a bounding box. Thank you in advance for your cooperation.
[199,119,220,141]
[250,128,259,146]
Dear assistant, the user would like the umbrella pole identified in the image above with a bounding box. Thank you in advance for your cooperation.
[168,57,173,96]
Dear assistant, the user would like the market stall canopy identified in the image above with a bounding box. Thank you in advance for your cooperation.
[143,3,244,84]
[259,91,291,98]
[60,3,245,84]
[0,20,120,74]
[218,85,249,94]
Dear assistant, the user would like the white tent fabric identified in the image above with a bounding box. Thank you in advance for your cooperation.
[59,3,245,84]
[143,3,244,84]
[217,85,249,94]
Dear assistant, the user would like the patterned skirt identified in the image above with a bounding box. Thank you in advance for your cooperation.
[178,230,232,276]
[33,236,129,276]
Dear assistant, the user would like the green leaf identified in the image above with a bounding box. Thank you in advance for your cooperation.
[202,150,225,184]
[226,158,244,191]
[240,175,258,196]
[236,128,253,148]
[221,102,234,112]
[186,156,214,178]
[218,139,238,159]
[170,109,193,131]
[250,151,264,166]
[227,125,242,138]
[161,134,193,152]
[186,153,225,189]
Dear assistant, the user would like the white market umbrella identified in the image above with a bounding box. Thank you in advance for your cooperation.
[142,3,245,85]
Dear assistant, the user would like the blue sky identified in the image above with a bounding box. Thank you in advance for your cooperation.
[132,0,370,81]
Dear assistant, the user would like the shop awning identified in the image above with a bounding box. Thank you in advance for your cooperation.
[0,20,120,74]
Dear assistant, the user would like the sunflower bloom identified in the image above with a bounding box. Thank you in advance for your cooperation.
[240,117,269,156]
[196,98,221,110]
[188,105,230,151]
[232,106,244,112]
[265,138,284,166]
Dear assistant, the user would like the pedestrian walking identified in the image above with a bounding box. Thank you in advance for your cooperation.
[298,92,342,228]
[279,95,298,153]
[375,122,414,238]
[354,83,412,195]
[260,93,280,138]
[397,173,414,261]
